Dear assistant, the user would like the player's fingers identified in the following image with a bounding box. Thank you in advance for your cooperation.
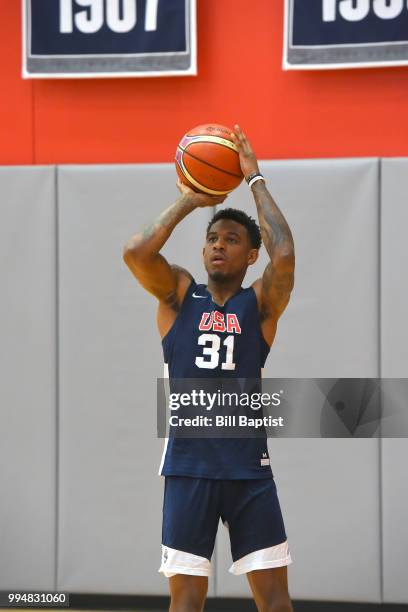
[234,124,246,142]
[176,182,189,195]
[239,132,251,150]
[233,124,244,140]
[206,194,227,206]
[241,137,253,156]
[230,132,242,151]
[177,178,194,194]
[235,125,253,155]
[244,143,253,155]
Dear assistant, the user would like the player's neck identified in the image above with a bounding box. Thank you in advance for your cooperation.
[206,277,243,307]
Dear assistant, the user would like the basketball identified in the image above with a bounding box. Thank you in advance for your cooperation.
[175,123,244,195]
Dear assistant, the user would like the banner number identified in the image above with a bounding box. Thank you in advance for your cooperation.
[60,0,160,34]
[323,0,407,22]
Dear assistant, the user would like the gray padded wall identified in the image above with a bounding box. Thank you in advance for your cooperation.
[381,159,408,604]
[2,160,406,604]
[215,160,381,602]
[0,167,56,589]
[57,165,214,595]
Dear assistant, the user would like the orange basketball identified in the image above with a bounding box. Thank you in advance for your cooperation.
[175,124,244,195]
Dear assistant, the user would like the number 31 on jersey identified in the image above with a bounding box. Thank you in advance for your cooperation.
[195,334,235,371]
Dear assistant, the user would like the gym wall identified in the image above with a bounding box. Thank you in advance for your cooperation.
[2,1,408,165]
[1,159,407,604]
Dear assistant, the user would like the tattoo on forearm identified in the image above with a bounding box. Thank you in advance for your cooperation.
[134,198,194,251]
[252,183,295,318]
[262,209,288,251]
[157,201,188,229]
[141,223,158,242]
[253,184,294,258]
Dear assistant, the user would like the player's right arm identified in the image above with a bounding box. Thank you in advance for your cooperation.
[123,180,226,334]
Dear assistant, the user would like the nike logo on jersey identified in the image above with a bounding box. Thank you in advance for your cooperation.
[198,311,242,334]
[192,292,207,298]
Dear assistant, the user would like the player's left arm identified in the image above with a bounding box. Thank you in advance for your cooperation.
[251,180,295,344]
[231,125,295,346]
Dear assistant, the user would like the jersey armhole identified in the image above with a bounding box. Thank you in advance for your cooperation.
[249,286,272,360]
[161,278,196,346]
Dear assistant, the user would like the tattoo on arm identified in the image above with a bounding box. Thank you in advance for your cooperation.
[252,182,295,318]
[141,223,157,242]
[171,264,194,282]
[163,290,180,313]
[259,265,294,321]
[163,265,194,313]
[252,182,294,258]
[127,197,196,255]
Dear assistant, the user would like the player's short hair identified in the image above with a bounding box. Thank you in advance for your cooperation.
[206,208,262,250]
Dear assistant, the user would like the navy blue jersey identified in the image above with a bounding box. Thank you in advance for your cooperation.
[159,280,273,479]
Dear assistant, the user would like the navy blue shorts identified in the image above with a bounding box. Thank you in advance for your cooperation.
[159,476,292,577]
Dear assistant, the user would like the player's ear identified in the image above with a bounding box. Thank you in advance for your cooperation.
[248,249,259,266]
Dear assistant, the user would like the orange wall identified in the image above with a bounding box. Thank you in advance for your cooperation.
[2,0,408,165]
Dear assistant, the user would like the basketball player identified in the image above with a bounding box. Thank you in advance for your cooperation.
[123,125,295,612]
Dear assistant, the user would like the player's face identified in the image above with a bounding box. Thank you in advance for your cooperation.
[203,219,258,281]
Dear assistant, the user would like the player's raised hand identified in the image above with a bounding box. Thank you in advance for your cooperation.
[176,179,227,208]
[230,124,260,179]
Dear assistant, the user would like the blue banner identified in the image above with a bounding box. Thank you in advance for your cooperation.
[24,0,196,78]
[284,0,408,70]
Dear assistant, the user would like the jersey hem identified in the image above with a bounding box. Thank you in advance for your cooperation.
[160,469,273,480]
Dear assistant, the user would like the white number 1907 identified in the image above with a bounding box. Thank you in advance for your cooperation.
[60,0,160,34]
